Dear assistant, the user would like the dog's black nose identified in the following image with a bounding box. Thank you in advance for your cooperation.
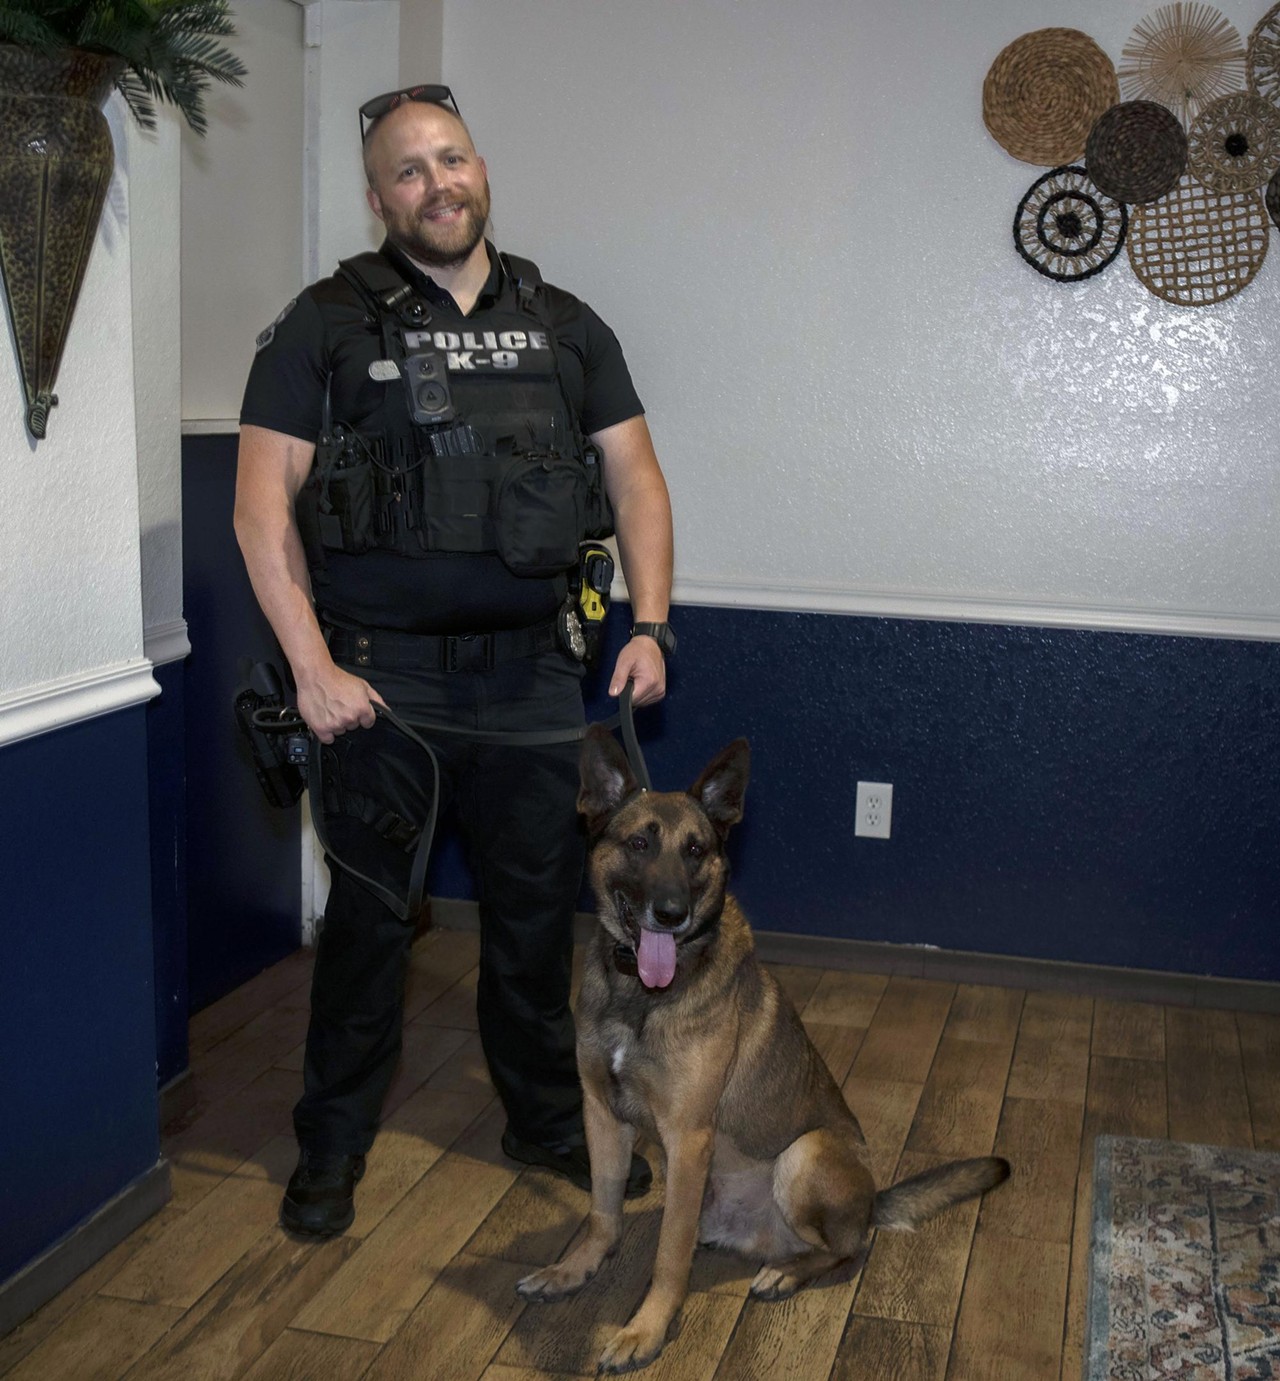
[652,903,687,929]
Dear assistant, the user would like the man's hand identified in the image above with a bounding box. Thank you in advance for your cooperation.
[296,662,386,743]
[609,635,666,707]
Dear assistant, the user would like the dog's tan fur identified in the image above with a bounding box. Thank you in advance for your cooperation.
[516,728,1010,1373]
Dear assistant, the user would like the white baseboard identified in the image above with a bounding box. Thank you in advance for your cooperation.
[664,577,1280,644]
[300,796,329,947]
[0,660,161,748]
[180,419,238,435]
[618,573,1280,644]
[144,618,191,667]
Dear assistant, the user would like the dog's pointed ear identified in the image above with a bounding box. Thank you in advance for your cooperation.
[690,738,750,839]
[578,724,638,834]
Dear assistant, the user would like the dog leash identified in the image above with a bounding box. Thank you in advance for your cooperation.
[271,680,653,921]
[619,681,652,790]
[357,680,651,784]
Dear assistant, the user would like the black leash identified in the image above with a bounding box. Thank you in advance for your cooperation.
[259,680,652,921]
[618,682,652,791]
[353,680,650,781]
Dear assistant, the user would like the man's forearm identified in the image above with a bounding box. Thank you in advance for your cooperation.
[613,480,674,626]
[233,424,332,682]
[235,506,332,681]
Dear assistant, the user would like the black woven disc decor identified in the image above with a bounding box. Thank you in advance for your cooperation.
[1267,166,1280,229]
[1085,100,1188,203]
[1014,165,1129,281]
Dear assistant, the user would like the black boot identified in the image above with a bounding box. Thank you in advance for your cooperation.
[280,1149,367,1237]
[501,1130,652,1199]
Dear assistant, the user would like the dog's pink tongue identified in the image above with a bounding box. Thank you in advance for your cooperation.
[636,929,677,989]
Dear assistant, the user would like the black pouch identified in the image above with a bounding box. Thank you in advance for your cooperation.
[582,443,614,539]
[317,462,376,554]
[494,454,587,576]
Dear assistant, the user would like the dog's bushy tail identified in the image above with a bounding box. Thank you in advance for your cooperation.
[871,1157,1010,1231]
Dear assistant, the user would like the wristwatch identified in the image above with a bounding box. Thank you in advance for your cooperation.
[631,621,677,656]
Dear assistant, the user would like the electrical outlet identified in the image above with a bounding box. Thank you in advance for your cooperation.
[855,781,893,839]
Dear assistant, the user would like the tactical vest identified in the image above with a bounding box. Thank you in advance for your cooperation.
[296,251,612,580]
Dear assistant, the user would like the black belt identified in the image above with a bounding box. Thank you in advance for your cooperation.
[326,618,558,673]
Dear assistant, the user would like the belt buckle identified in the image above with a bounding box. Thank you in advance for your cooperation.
[443,633,495,673]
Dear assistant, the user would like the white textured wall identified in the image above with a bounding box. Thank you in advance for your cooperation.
[181,0,407,422]
[0,96,157,742]
[444,0,1280,638]
[399,0,443,88]
[303,0,400,285]
[128,111,187,663]
[181,0,306,423]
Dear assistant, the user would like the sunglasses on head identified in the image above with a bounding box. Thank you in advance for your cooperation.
[359,84,461,141]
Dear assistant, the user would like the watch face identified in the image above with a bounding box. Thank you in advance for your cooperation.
[635,623,675,655]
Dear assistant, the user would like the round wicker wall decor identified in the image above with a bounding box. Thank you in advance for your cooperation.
[1128,175,1270,305]
[1248,1,1280,106]
[1085,101,1188,203]
[1014,166,1128,281]
[984,29,1119,165]
[985,8,1280,306]
[1187,91,1280,191]
[1118,2,1247,126]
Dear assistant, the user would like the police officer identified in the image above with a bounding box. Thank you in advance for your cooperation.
[234,86,675,1237]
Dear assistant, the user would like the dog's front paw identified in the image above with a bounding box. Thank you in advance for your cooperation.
[515,1260,597,1302]
[596,1322,669,1374]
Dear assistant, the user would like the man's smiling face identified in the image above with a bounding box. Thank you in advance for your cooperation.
[364,101,491,270]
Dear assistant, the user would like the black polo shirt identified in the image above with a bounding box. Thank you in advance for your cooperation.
[241,241,643,635]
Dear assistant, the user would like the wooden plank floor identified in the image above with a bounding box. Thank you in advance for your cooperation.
[4,928,1279,1381]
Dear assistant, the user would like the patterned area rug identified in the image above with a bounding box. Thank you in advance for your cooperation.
[1087,1135,1280,1380]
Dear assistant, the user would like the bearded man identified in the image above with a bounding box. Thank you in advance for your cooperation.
[235,86,674,1237]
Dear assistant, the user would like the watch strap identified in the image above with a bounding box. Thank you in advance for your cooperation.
[631,621,676,655]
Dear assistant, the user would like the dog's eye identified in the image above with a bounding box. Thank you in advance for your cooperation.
[628,834,649,852]
[687,841,705,859]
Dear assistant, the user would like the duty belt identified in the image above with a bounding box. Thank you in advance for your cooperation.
[326,617,558,673]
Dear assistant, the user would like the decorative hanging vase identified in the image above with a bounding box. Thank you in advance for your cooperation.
[0,45,122,441]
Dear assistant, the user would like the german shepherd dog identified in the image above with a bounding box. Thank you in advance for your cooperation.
[516,727,1010,1373]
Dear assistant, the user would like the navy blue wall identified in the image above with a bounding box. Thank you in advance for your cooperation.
[0,708,160,1282]
[182,434,301,1013]
[148,660,189,1086]
[178,433,1278,985]
[431,604,1280,983]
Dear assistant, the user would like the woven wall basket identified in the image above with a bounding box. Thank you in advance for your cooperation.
[984,29,1119,165]
[1014,166,1128,281]
[1248,1,1280,108]
[1187,91,1280,192]
[1128,174,1270,305]
[1085,100,1188,202]
[1119,3,1246,126]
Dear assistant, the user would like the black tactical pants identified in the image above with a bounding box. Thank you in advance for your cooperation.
[293,646,588,1156]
